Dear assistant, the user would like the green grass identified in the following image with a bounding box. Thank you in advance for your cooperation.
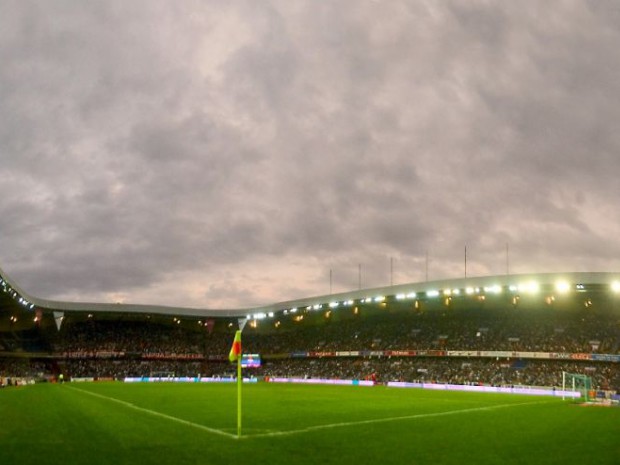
[1,382,618,465]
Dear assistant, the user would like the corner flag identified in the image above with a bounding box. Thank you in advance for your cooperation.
[229,330,242,362]
[229,328,244,438]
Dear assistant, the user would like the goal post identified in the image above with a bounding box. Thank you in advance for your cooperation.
[562,371,592,402]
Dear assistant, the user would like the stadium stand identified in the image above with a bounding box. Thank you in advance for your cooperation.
[1,271,619,392]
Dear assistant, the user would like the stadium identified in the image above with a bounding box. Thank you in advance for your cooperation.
[1,267,619,464]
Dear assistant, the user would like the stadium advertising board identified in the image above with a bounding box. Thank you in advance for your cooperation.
[387,381,581,398]
[268,377,374,386]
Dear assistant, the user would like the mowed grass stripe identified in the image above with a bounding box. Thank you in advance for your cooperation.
[244,398,553,439]
[65,385,238,439]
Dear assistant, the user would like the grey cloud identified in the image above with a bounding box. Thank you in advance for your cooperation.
[2,1,620,307]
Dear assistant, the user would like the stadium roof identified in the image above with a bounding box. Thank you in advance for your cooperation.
[2,264,620,320]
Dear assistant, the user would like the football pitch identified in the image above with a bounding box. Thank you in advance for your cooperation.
[1,382,618,465]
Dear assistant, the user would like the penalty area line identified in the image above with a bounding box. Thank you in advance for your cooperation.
[243,400,552,440]
[65,385,238,440]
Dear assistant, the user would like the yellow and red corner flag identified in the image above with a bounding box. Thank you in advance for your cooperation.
[229,330,242,362]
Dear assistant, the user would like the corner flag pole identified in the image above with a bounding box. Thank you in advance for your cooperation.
[230,318,247,438]
[237,340,242,438]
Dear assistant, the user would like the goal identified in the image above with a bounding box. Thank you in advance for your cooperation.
[562,372,592,402]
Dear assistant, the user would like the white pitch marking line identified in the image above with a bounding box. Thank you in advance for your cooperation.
[65,385,238,440]
[242,400,552,439]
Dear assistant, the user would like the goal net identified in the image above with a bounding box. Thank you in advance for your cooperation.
[562,372,592,402]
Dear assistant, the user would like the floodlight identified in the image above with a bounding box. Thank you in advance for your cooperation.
[518,281,539,294]
[484,285,502,294]
[555,281,570,294]
[611,281,620,293]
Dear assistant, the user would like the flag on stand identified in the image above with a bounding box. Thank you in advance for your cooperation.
[229,330,242,362]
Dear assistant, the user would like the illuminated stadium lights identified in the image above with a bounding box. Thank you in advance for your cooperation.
[484,285,502,294]
[312,304,322,310]
[611,281,620,293]
[426,290,439,298]
[267,312,274,318]
[290,308,298,313]
[406,292,416,299]
[518,281,539,294]
[465,287,475,295]
[509,285,518,292]
[343,300,354,306]
[253,313,267,320]
[361,297,372,303]
[374,296,385,303]
[443,289,452,296]
[329,302,339,308]
[555,281,571,294]
[452,289,460,295]
[396,293,406,300]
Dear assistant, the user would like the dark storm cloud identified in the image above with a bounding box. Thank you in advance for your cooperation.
[2,0,620,308]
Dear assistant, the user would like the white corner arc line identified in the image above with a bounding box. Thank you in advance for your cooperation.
[65,385,238,440]
[242,400,552,440]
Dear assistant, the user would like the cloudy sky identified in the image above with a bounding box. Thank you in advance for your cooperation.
[2,0,620,310]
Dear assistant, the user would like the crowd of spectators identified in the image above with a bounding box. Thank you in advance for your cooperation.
[44,308,620,358]
[0,358,50,386]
